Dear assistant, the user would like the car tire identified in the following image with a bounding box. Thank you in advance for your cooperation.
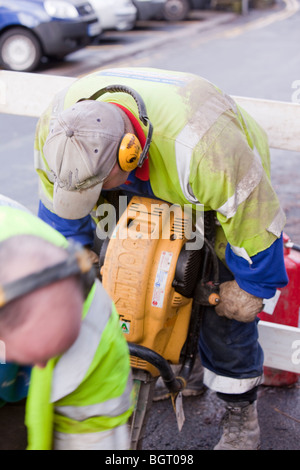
[163,0,191,21]
[0,27,42,72]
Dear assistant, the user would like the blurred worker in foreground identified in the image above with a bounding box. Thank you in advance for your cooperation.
[34,67,288,450]
[0,194,132,450]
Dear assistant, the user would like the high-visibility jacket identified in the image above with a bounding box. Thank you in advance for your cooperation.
[35,67,285,264]
[0,195,133,450]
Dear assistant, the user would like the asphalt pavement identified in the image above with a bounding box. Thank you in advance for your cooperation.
[1,374,299,450]
[143,380,300,451]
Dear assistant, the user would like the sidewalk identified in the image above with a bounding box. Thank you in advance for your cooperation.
[45,10,239,77]
[52,2,285,77]
[91,11,239,69]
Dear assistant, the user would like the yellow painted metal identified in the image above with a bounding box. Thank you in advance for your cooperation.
[102,196,193,376]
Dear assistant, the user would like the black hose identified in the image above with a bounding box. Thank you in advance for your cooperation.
[128,343,185,393]
[177,301,203,382]
[203,237,219,284]
[128,301,203,393]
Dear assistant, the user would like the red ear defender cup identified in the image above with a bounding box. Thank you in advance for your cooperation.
[117,133,142,172]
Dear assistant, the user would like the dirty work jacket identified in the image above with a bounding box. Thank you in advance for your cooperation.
[0,195,132,450]
[34,67,287,298]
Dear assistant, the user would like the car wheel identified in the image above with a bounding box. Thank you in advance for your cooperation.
[163,0,191,21]
[0,27,42,72]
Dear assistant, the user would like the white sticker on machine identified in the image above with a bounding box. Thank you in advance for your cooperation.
[151,251,173,308]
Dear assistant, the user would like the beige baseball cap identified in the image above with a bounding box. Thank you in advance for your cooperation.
[43,100,126,219]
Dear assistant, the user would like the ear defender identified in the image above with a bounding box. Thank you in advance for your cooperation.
[78,84,154,171]
[117,133,143,172]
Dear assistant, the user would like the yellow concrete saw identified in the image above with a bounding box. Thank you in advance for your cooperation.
[99,195,220,448]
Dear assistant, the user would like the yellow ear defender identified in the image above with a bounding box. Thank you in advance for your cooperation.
[78,84,153,173]
[118,133,143,172]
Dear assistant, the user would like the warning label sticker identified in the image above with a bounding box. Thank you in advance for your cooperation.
[120,320,131,334]
[151,251,173,308]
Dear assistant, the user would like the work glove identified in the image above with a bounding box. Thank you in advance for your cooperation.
[86,249,99,266]
[84,248,100,278]
[215,280,263,323]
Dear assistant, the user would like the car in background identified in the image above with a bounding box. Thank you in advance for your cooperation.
[0,0,101,72]
[162,0,209,21]
[132,0,167,21]
[89,0,137,31]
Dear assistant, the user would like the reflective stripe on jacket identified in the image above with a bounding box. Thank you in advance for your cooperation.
[34,67,285,261]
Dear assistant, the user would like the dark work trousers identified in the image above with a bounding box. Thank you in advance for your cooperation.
[198,260,264,402]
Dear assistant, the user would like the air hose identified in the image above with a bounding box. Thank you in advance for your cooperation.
[128,343,187,393]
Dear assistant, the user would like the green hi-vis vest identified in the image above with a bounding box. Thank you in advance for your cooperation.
[0,196,133,450]
[35,67,285,263]
[26,281,133,450]
[0,194,67,247]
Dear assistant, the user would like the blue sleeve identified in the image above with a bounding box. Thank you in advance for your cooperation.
[225,234,289,299]
[0,364,31,402]
[118,170,156,198]
[38,201,96,247]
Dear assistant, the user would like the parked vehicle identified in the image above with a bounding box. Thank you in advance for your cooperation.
[132,0,167,21]
[0,0,101,72]
[88,0,137,31]
[162,0,209,21]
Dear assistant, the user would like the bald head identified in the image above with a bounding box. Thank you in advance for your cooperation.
[0,235,84,367]
[0,235,69,283]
